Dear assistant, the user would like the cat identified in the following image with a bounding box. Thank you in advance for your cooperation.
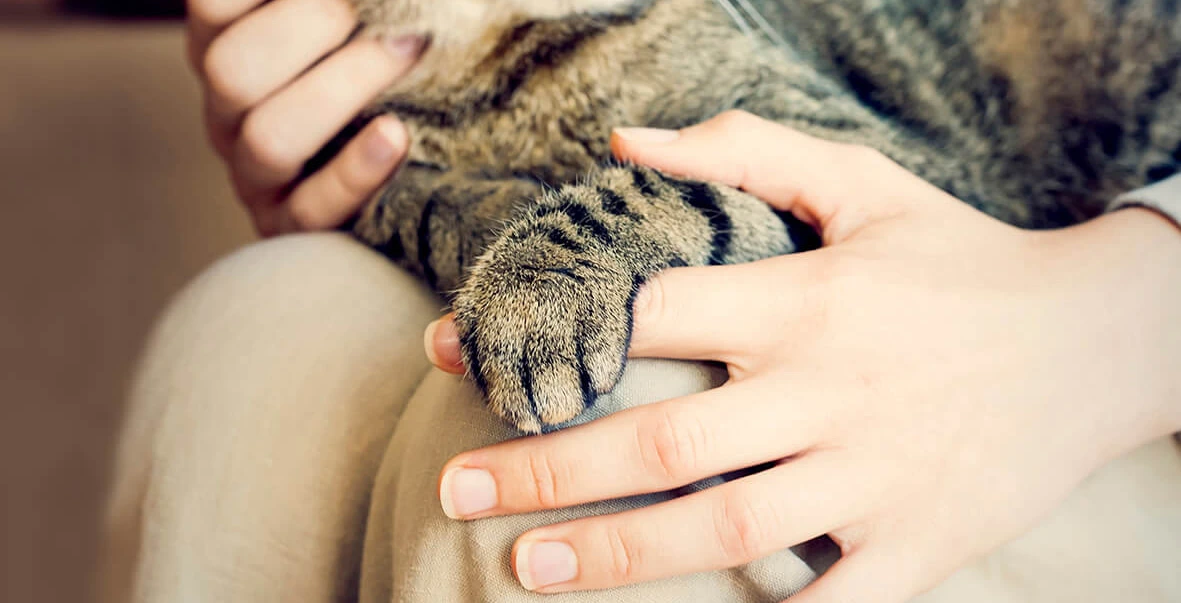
[337,0,1181,433]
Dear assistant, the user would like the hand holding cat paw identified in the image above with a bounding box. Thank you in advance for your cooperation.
[429,113,1181,600]
[187,0,422,235]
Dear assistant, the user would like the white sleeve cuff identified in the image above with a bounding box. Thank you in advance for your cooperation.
[1109,175,1181,231]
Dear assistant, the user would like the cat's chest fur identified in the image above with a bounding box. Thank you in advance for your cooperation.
[368,0,739,182]
[402,76,626,182]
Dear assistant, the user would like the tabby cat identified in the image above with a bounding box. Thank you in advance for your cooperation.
[339,0,1181,433]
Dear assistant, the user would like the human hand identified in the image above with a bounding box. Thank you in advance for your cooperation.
[187,0,423,236]
[426,112,1181,600]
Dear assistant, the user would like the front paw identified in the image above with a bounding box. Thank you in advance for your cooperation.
[452,222,639,433]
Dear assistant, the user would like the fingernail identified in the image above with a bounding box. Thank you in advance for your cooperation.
[363,118,403,166]
[423,319,441,366]
[439,468,497,519]
[384,34,426,58]
[435,318,463,370]
[613,127,680,144]
[516,541,579,591]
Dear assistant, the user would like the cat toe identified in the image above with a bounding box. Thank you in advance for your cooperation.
[456,317,617,434]
[527,354,591,426]
[579,320,631,395]
[470,345,545,434]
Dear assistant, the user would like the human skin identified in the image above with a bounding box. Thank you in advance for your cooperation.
[427,112,1181,602]
[186,0,421,236]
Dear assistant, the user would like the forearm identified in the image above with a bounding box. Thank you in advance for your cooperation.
[1112,176,1181,436]
[1032,201,1181,470]
[1114,207,1181,438]
[352,165,543,294]
[1089,192,1181,456]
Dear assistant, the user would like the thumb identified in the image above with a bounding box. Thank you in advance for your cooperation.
[425,314,466,375]
[425,259,807,370]
[611,110,938,245]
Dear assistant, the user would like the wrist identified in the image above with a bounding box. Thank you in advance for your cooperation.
[1126,208,1181,435]
[1043,208,1181,457]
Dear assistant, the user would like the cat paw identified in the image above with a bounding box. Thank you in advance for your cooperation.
[452,217,640,433]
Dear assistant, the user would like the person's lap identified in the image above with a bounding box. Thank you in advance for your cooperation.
[102,233,1181,603]
[100,233,440,602]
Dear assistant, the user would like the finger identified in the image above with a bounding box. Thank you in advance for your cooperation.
[427,263,798,367]
[438,380,824,520]
[426,259,817,368]
[612,112,847,225]
[186,0,263,72]
[233,35,424,203]
[203,95,238,159]
[276,115,408,232]
[627,258,817,364]
[425,314,465,375]
[508,454,864,593]
[202,0,358,125]
[611,111,937,244]
[785,545,920,603]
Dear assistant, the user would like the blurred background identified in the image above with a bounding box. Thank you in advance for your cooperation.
[1,1,255,600]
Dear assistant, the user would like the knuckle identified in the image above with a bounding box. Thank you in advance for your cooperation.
[525,450,567,509]
[815,252,858,288]
[186,0,232,29]
[601,524,643,584]
[714,109,758,130]
[315,0,358,27]
[239,114,300,176]
[201,38,253,110]
[714,489,779,563]
[805,255,860,314]
[638,407,708,483]
[285,198,322,231]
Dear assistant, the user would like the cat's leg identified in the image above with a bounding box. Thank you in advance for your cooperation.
[352,163,546,295]
[453,164,819,432]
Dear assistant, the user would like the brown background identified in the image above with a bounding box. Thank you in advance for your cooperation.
[0,11,254,602]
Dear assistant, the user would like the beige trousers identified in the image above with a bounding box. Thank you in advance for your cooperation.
[101,233,1181,603]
